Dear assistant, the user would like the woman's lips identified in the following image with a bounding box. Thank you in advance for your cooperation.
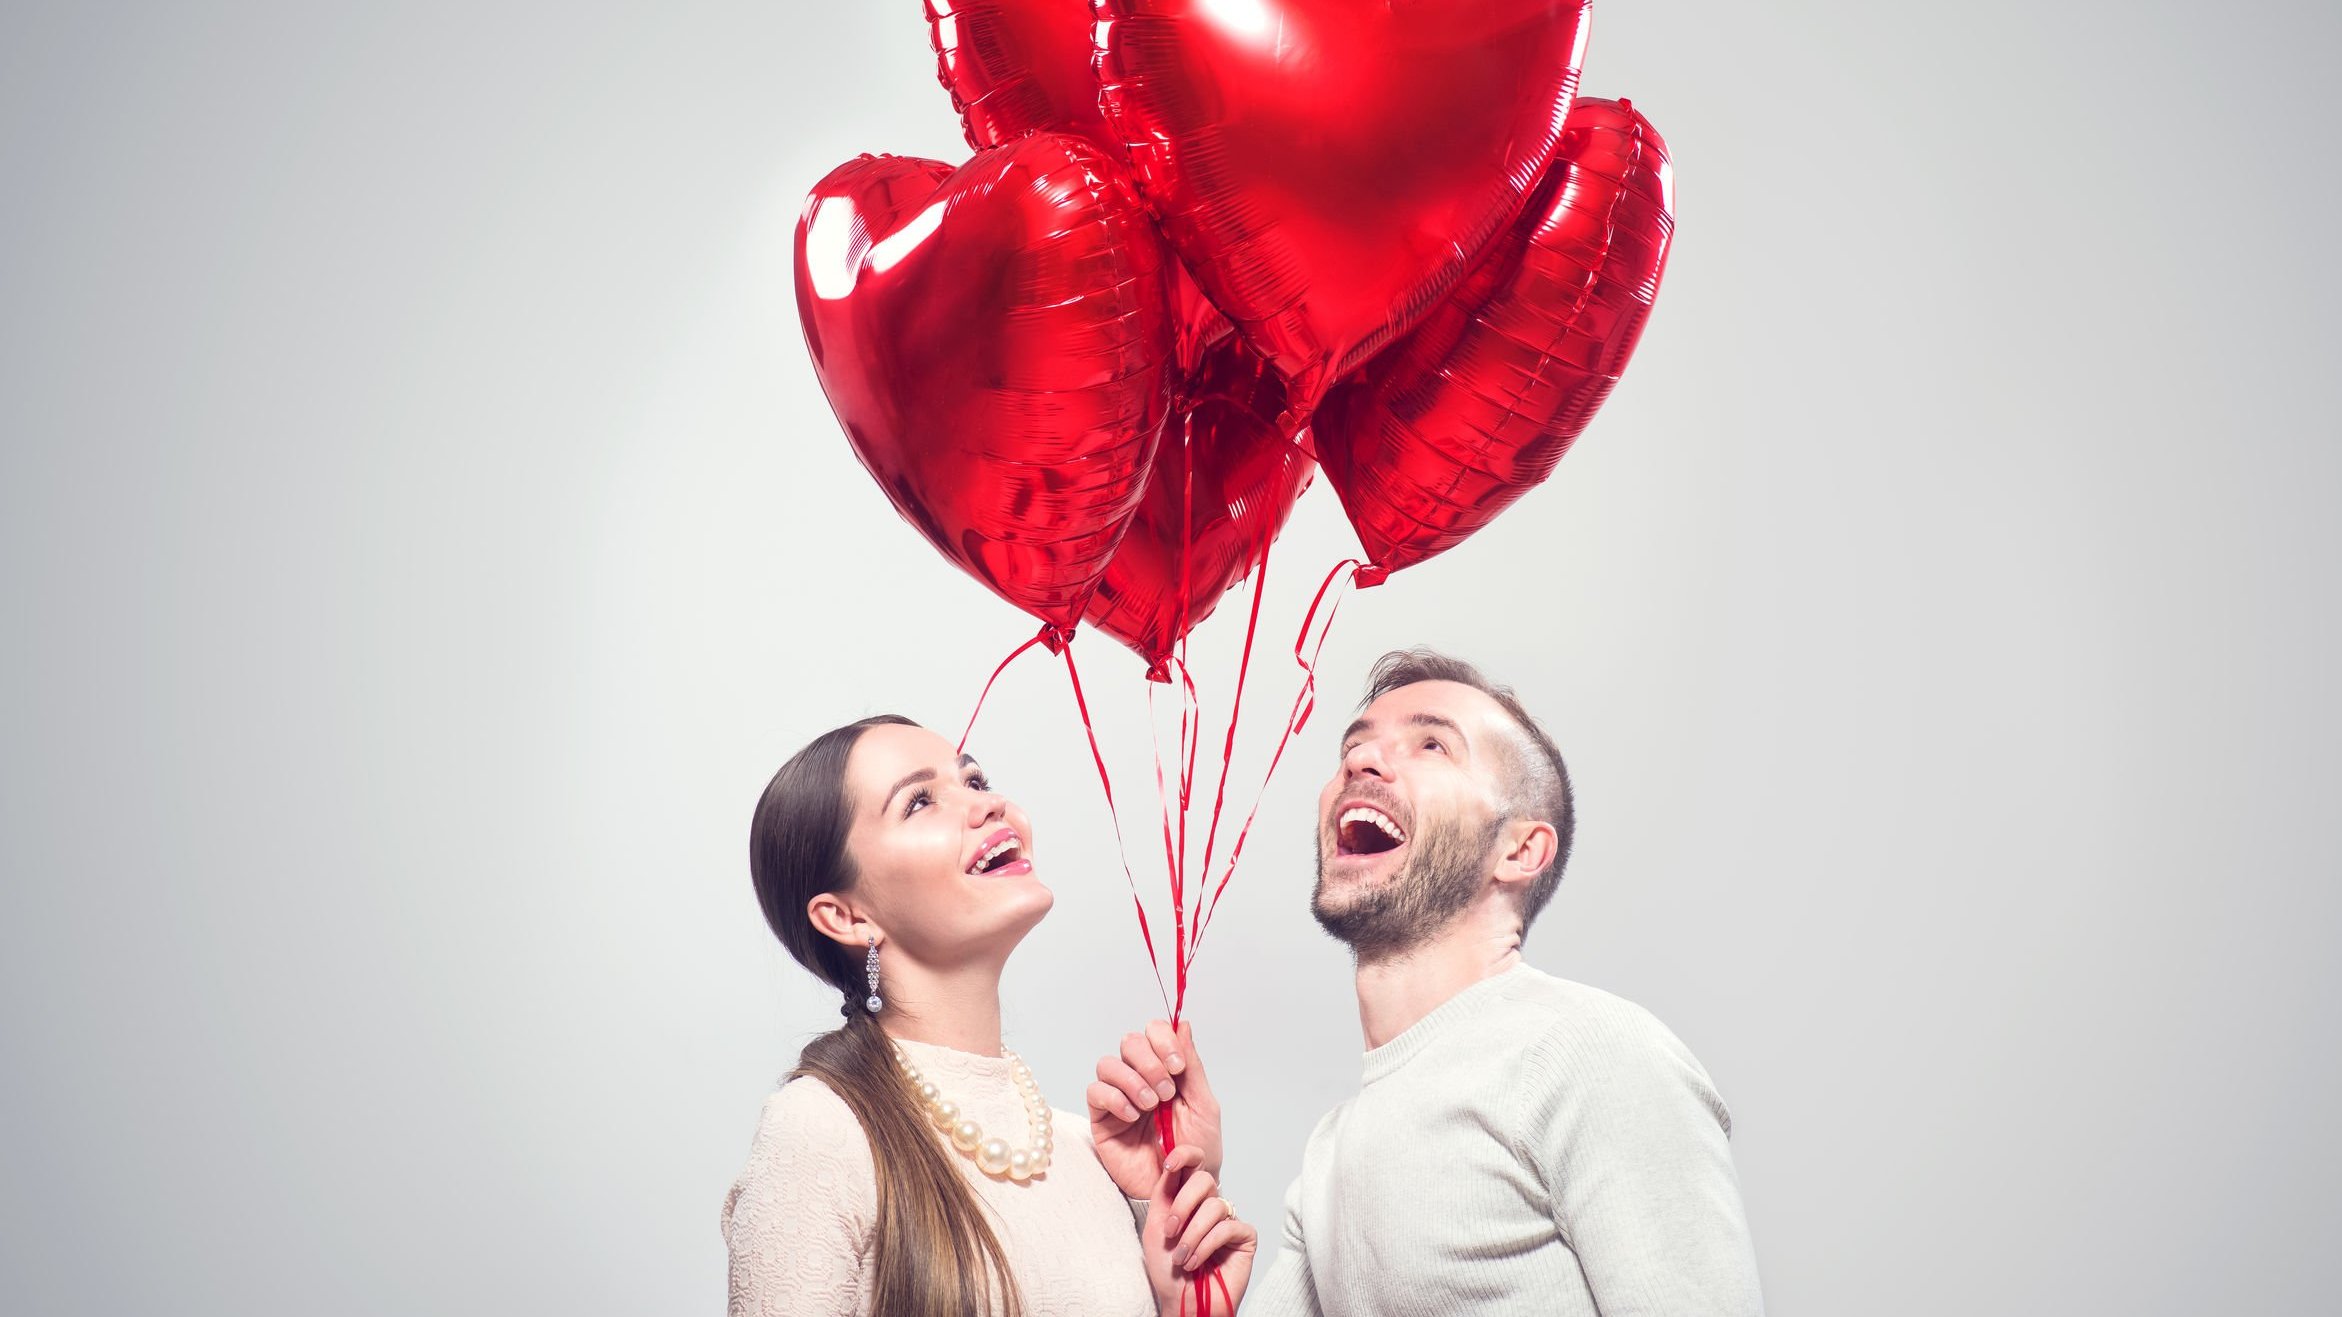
[967,827,1026,875]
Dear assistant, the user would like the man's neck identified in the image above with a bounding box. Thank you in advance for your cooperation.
[1353,899,1524,1050]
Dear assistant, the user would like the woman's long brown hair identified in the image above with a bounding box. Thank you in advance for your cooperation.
[748,715,1024,1317]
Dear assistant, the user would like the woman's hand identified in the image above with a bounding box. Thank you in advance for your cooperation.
[1088,1019,1223,1198]
[1141,1145,1256,1317]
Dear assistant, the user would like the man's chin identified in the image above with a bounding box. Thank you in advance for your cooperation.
[1312,865,1395,917]
[1311,883,1415,957]
[1309,891,1352,934]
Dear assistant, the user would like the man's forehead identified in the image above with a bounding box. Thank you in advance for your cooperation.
[1356,679,1506,731]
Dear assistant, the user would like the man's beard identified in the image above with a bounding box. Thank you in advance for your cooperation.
[1313,809,1504,963]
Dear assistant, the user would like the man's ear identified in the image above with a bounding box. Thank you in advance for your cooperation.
[807,892,877,948]
[1495,818,1559,890]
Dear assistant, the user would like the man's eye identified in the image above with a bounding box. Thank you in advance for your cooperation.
[1423,738,1446,753]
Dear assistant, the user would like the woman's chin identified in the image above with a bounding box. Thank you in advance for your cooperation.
[1009,875,1054,919]
[946,867,1053,948]
[994,876,1054,939]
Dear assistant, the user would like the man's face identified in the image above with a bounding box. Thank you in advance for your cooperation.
[1313,680,1514,959]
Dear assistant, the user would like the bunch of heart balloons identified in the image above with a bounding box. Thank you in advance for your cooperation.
[795,0,1676,681]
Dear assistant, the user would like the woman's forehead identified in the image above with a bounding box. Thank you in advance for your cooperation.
[847,723,967,802]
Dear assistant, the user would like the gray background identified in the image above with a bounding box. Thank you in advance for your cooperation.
[4,1,2337,1313]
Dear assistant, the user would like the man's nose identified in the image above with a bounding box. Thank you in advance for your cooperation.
[1342,737,1392,779]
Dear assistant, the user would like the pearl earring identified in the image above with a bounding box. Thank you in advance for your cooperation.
[864,935,883,1013]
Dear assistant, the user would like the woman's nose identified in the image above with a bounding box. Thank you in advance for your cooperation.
[966,787,1006,826]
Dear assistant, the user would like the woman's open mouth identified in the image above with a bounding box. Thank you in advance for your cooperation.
[967,829,1027,875]
[1335,804,1408,857]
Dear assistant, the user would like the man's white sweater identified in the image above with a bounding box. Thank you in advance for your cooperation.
[1247,964,1764,1316]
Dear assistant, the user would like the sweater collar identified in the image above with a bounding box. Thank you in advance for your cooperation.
[893,1035,1018,1086]
[1360,962,1533,1085]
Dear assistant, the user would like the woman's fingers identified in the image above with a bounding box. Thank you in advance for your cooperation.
[1183,1217,1256,1274]
[1170,1192,1229,1266]
[1163,1162,1220,1244]
[1121,1030,1176,1103]
[1095,1055,1156,1118]
[1181,1215,1256,1273]
[1180,1185,1236,1265]
[1149,1143,1204,1217]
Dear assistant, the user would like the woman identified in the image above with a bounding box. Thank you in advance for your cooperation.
[723,715,1256,1317]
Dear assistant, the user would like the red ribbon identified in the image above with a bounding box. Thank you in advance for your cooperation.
[957,543,1360,1317]
[1191,528,1272,940]
[1060,641,1170,1015]
[1194,557,1360,951]
[957,624,1061,754]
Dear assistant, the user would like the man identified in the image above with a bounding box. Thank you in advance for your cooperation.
[1090,648,1763,1315]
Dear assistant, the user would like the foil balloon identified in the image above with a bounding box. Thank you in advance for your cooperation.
[1313,98,1675,584]
[796,134,1178,637]
[1085,342,1314,679]
[1169,259,1237,378]
[1095,0,1592,420]
[927,0,1110,152]
[927,0,1233,374]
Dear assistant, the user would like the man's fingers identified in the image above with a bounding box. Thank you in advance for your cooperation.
[1094,1056,1155,1118]
[1146,1019,1184,1076]
[1175,1019,1212,1092]
[1086,1081,1138,1128]
[1120,1031,1176,1102]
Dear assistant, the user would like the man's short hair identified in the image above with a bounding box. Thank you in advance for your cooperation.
[1360,648,1575,932]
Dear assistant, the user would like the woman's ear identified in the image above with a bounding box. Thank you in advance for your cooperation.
[807,892,876,949]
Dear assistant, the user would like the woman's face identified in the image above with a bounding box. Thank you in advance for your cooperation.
[837,722,1052,968]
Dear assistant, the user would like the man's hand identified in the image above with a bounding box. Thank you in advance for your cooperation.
[1141,1145,1257,1317]
[1087,1019,1223,1199]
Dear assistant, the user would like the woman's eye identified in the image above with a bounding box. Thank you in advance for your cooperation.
[966,773,990,792]
[1423,738,1446,754]
[903,789,931,817]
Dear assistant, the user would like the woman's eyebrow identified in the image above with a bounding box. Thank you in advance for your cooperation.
[881,767,936,812]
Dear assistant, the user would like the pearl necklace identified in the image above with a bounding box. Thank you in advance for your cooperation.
[893,1042,1054,1181]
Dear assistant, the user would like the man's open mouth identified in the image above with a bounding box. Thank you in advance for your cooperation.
[967,831,1026,875]
[1335,805,1408,857]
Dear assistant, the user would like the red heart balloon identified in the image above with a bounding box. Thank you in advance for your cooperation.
[1168,258,1236,378]
[927,0,1109,152]
[795,134,1179,636]
[1313,98,1675,583]
[1085,341,1314,681]
[1095,0,1592,419]
[925,0,1242,377]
